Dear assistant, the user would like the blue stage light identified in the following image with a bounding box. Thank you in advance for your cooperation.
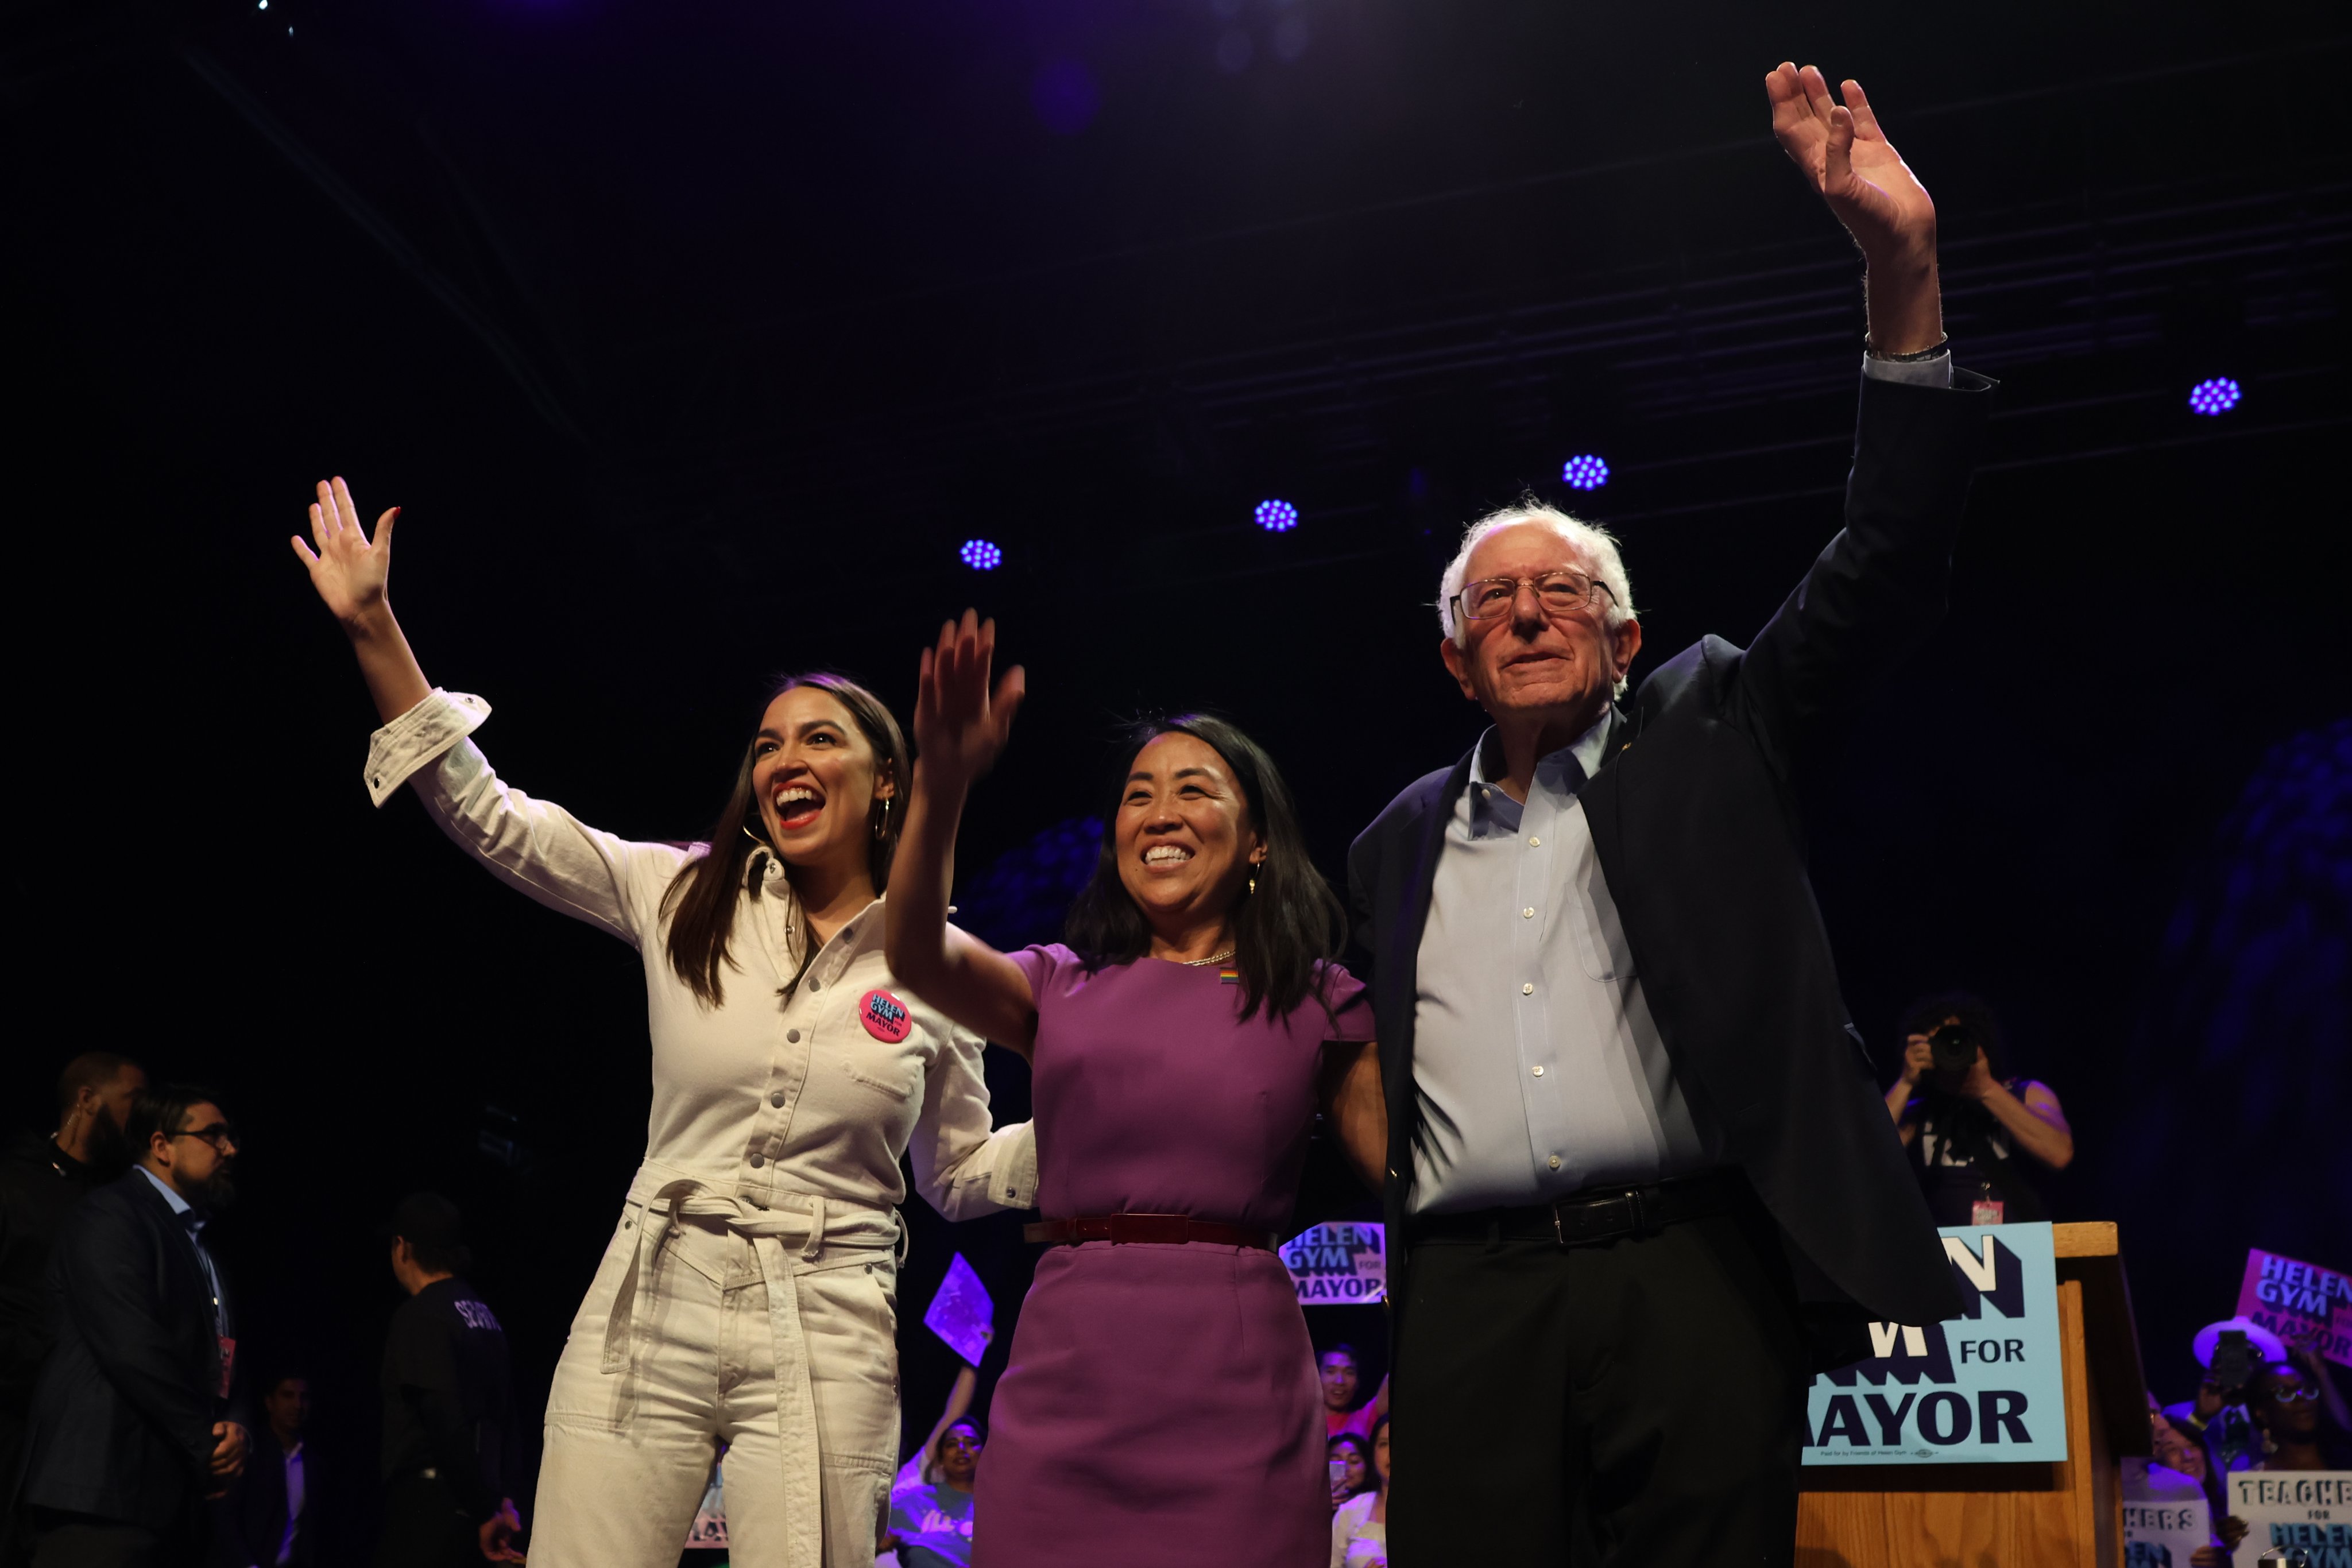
[1255,500,1298,532]
[1561,454,1610,491]
[2187,377,2242,417]
[959,539,1003,571]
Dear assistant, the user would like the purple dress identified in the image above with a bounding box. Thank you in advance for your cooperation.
[973,945,1375,1568]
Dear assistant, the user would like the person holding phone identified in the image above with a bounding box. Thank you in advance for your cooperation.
[292,482,1037,1568]
[2165,1317,2288,1485]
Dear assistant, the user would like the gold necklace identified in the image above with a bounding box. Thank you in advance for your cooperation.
[1178,947,1236,967]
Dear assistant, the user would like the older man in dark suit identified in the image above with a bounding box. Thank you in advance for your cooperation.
[1349,64,1988,1566]
[17,1087,250,1567]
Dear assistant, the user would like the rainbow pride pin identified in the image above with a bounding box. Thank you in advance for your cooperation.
[1218,966,1240,985]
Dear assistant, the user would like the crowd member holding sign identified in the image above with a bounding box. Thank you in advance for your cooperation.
[880,1420,982,1568]
[1884,993,2071,1225]
[1347,62,1988,1565]
[2245,1360,2352,1472]
[884,613,1387,1568]
[291,482,1036,1568]
[1319,1346,1387,1443]
[2166,1317,2287,1484]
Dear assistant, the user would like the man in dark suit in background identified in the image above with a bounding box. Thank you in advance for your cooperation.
[211,1375,318,1568]
[17,1087,250,1567]
[1349,64,1987,1566]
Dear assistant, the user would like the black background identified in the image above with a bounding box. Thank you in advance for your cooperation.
[6,0,2346,1538]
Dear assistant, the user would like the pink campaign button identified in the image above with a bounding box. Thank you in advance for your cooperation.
[858,988,913,1044]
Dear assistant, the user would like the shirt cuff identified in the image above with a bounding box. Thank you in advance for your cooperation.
[1862,348,1953,389]
[988,1122,1040,1210]
[363,689,492,807]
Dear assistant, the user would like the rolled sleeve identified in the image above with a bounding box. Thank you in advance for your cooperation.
[911,1024,1038,1219]
[1860,348,1954,389]
[364,688,492,806]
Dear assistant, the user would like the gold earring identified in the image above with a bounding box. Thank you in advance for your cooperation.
[873,797,893,840]
[1247,870,1258,897]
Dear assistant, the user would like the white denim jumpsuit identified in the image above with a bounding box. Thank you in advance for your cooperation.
[366,690,1037,1568]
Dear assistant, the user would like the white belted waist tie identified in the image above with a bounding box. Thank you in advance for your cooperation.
[600,1161,903,1568]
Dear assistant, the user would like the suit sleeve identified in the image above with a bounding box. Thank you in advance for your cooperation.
[54,1199,216,1480]
[1728,368,1995,780]
[1344,828,1380,992]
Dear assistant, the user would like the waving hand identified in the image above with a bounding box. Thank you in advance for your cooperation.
[291,477,397,626]
[914,609,1027,792]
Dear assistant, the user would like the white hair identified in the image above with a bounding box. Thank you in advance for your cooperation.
[1436,500,1639,696]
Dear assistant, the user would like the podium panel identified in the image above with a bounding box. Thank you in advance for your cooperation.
[1796,1222,2146,1568]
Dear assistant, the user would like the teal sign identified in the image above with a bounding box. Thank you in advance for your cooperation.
[1802,1221,2067,1466]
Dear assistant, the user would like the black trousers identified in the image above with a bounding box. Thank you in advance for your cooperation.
[1388,1198,1811,1568]
[371,1477,474,1568]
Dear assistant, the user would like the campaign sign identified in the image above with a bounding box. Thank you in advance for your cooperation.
[1281,1222,1386,1306]
[2237,1249,2352,1369]
[2226,1470,2352,1566]
[1802,1222,2066,1466]
[923,1253,995,1367]
[2123,1457,2214,1566]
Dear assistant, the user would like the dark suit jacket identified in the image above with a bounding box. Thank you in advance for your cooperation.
[1349,369,1993,1335]
[18,1170,234,1533]
[212,1439,318,1568]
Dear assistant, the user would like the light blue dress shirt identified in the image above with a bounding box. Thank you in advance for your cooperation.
[137,1164,229,1341]
[1409,719,1724,1215]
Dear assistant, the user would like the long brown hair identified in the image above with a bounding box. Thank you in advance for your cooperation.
[661,673,910,1007]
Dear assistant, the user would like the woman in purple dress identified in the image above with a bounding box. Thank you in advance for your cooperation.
[886,613,1387,1568]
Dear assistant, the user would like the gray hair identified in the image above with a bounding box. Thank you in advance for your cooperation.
[1435,501,1639,697]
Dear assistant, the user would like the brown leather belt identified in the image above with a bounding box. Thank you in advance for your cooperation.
[1023,1213,1281,1251]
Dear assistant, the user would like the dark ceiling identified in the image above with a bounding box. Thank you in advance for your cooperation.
[6,0,2347,1500]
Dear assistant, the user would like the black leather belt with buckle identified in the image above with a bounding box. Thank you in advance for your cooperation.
[1403,1168,1746,1249]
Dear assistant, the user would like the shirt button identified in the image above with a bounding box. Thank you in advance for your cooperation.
[1531,1066,1544,1077]
[1548,1155,1562,1170]
[1522,907,1535,919]
[769,1091,786,1108]
[1529,836,1541,847]
[748,1153,765,1168]
[808,981,821,993]
[787,1029,801,1043]
[1522,982,1535,995]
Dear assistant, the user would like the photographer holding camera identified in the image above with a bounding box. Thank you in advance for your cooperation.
[1883,992,2072,1225]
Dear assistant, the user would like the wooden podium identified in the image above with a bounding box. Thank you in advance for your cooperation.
[1796,1222,2152,1568]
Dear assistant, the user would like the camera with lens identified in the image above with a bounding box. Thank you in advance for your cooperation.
[1928,1020,1976,1075]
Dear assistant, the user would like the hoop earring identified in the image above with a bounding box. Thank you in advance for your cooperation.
[742,823,772,850]
[873,796,893,841]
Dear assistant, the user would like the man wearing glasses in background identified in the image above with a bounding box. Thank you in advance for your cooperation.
[17,1087,249,1566]
[1348,63,1993,1567]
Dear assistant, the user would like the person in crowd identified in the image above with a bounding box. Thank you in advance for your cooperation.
[885,613,1387,1568]
[213,1373,318,1568]
[1329,1416,1387,1568]
[18,1085,250,1566]
[2245,1360,2352,1472]
[376,1195,523,1568]
[2145,1399,2248,1568]
[2283,1323,2352,1437]
[879,1419,982,1568]
[1326,1433,1372,1511]
[1318,1346,1387,1443]
[2165,1317,2287,1484]
[1347,64,1989,1565]
[893,1366,978,1492]
[289,481,1036,1568]
[2,1054,149,1551]
[1883,992,2071,1224]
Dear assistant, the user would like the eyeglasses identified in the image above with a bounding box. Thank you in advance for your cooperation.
[2269,1385,2318,1403]
[1451,568,1616,626]
[172,1123,241,1152]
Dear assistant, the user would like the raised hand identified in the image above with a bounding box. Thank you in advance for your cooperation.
[914,609,1026,793]
[291,476,397,626]
[1766,64,1935,261]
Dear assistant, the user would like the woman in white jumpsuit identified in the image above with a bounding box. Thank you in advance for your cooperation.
[292,478,1036,1568]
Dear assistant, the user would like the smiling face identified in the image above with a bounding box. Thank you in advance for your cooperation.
[749,686,895,884]
[1113,731,1266,941]
[1439,521,1640,734]
[1320,1349,1361,1412]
